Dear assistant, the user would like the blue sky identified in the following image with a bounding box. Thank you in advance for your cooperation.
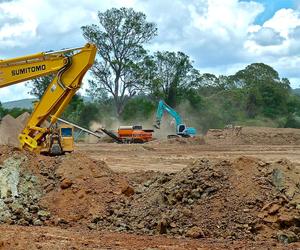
[245,0,296,24]
[1,0,300,102]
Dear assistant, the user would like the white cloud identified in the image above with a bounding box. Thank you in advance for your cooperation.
[264,9,300,38]
[249,27,285,46]
[0,82,31,102]
[1,0,300,103]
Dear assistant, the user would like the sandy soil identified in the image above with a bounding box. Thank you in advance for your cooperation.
[1,126,300,249]
[0,225,296,250]
[76,143,300,173]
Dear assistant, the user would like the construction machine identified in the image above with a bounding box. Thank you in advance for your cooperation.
[57,117,153,144]
[154,100,196,138]
[0,43,97,155]
[117,125,153,143]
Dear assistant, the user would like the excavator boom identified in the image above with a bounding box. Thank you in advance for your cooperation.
[0,43,97,153]
[154,100,196,137]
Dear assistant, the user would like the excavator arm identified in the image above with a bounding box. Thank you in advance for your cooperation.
[154,100,197,137]
[154,100,182,129]
[0,43,97,153]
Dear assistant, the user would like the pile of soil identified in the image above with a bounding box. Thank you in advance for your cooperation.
[0,112,50,147]
[0,144,299,244]
[0,146,129,228]
[0,148,50,226]
[95,156,300,243]
[205,127,300,145]
[40,153,129,226]
[0,115,23,147]
[15,112,30,125]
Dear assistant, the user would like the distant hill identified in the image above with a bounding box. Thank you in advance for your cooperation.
[2,96,92,110]
[2,98,37,109]
[293,88,300,96]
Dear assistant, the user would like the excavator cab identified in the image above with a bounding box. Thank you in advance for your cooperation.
[59,125,74,153]
[177,124,187,134]
[39,124,74,155]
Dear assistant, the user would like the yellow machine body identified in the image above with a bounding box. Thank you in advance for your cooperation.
[0,43,97,155]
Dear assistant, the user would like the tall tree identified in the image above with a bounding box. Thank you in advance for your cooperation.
[82,7,157,117]
[144,51,199,107]
[232,63,291,118]
[0,102,6,119]
[28,75,53,99]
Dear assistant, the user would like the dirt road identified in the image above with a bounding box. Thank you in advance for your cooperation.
[77,143,300,173]
[0,225,296,250]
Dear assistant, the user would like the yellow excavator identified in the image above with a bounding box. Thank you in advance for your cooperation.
[0,43,97,155]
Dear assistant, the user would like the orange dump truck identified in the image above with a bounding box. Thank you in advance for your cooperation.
[117,125,154,143]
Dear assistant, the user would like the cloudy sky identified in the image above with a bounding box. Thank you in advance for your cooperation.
[0,0,299,102]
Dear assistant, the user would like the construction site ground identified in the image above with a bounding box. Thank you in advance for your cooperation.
[1,124,300,249]
[78,143,300,173]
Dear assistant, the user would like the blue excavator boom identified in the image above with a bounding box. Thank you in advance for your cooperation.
[154,100,196,137]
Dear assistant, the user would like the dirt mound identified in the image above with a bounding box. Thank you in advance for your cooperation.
[95,156,300,243]
[16,112,30,125]
[0,147,51,226]
[0,146,129,229]
[40,153,128,226]
[206,126,300,145]
[0,115,24,147]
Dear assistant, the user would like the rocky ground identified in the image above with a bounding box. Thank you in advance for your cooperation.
[94,156,300,244]
[0,125,299,249]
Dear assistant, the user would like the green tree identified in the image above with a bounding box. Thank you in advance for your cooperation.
[61,94,85,123]
[144,51,199,107]
[122,96,155,122]
[82,7,157,117]
[78,102,101,127]
[28,75,53,98]
[232,63,290,118]
[0,102,6,119]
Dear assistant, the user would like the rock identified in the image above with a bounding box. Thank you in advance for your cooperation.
[29,205,39,213]
[33,218,42,226]
[137,222,145,229]
[277,231,298,244]
[23,211,33,223]
[170,222,176,228]
[10,203,23,216]
[122,186,135,197]
[263,216,278,223]
[272,169,285,191]
[3,198,13,204]
[191,188,202,199]
[37,210,51,220]
[268,204,281,215]
[186,226,205,238]
[157,218,168,234]
[0,213,13,224]
[278,215,295,227]
[91,215,102,224]
[88,223,97,230]
[17,218,29,226]
[144,180,152,187]
[188,198,194,204]
[60,179,73,189]
[135,185,145,194]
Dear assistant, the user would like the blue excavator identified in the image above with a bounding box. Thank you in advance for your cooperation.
[154,100,196,138]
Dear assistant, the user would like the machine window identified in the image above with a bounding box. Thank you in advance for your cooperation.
[61,128,73,137]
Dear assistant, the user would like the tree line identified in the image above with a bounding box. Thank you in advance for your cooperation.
[2,7,300,131]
